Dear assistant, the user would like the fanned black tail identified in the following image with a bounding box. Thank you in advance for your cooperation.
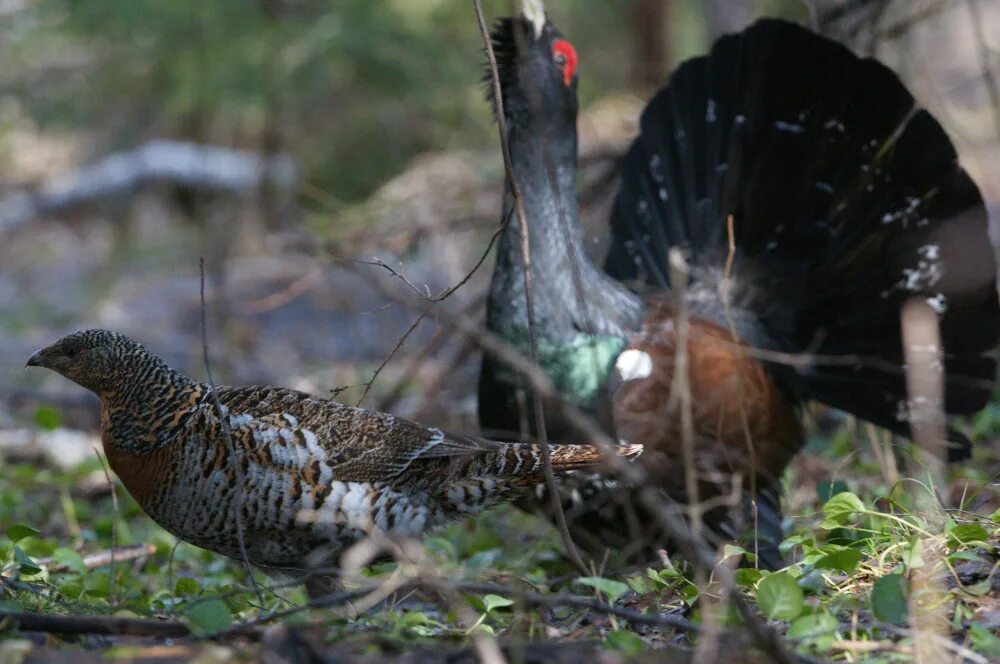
[605,19,999,457]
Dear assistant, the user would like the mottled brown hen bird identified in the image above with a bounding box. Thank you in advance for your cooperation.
[27,329,640,577]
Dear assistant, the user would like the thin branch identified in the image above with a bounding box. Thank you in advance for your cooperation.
[667,248,701,547]
[91,447,119,608]
[355,304,433,406]
[472,0,587,574]
[199,258,267,610]
[376,294,485,412]
[39,544,155,573]
[344,206,513,406]
[236,265,323,315]
[720,213,762,563]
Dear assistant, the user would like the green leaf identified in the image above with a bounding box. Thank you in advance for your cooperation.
[6,524,40,544]
[947,523,989,548]
[821,492,865,527]
[605,630,644,655]
[963,578,993,597]
[756,573,804,621]
[734,568,762,588]
[83,571,110,598]
[184,598,233,636]
[174,577,201,596]
[970,624,1000,659]
[814,547,862,573]
[482,594,513,612]
[577,576,630,603]
[626,575,651,594]
[50,548,87,574]
[722,544,747,561]
[33,406,62,431]
[871,574,908,625]
[989,507,1000,525]
[788,610,838,653]
[13,546,41,576]
[646,567,678,589]
[949,550,984,564]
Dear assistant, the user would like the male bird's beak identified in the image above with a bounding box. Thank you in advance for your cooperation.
[25,349,45,368]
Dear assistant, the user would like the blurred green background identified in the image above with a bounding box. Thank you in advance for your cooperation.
[0,0,807,204]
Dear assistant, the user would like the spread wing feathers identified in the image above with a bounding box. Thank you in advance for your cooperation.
[195,386,637,486]
[604,19,999,453]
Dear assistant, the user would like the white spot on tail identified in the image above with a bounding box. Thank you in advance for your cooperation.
[774,120,804,133]
[615,349,653,381]
[927,293,948,314]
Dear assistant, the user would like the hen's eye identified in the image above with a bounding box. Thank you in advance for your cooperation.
[555,54,566,66]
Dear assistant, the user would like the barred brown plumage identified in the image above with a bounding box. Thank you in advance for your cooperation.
[26,329,641,576]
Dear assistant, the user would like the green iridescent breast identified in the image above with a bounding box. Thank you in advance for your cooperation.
[497,324,626,410]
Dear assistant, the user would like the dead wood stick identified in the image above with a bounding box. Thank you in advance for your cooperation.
[0,611,191,638]
[39,543,156,573]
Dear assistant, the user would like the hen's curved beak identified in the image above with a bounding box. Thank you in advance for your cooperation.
[25,349,45,368]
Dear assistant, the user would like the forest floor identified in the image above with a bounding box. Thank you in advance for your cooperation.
[3,407,1000,663]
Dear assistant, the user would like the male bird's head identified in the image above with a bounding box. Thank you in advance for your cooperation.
[26,329,150,395]
[488,8,579,128]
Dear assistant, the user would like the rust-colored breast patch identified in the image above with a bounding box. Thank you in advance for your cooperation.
[100,405,174,506]
[612,312,803,486]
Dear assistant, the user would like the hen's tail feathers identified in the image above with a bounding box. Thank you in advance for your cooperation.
[605,19,999,457]
[499,442,643,483]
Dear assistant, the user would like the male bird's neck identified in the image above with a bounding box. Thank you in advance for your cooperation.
[483,114,645,414]
[488,119,642,339]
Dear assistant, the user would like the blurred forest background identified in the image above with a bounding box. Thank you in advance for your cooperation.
[3,0,1000,660]
[5,0,999,445]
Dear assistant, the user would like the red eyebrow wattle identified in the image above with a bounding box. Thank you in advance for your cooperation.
[553,39,578,86]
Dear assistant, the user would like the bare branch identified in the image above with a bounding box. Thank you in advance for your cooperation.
[199,258,267,610]
[0,611,192,638]
[91,447,119,608]
[472,0,587,574]
[38,544,156,573]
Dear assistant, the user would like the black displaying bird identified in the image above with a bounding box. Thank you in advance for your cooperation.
[479,11,999,567]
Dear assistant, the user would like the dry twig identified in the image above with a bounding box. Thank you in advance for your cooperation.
[199,258,267,610]
[0,611,192,638]
[472,0,587,574]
